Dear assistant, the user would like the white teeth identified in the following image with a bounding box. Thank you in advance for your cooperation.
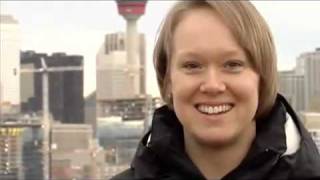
[197,104,232,115]
[213,106,218,113]
[208,106,213,114]
[222,106,226,112]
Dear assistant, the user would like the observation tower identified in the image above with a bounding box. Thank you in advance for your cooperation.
[116,0,147,65]
[116,0,147,96]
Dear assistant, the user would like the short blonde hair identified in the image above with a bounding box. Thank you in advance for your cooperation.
[153,1,278,119]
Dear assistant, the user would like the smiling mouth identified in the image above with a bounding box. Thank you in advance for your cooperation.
[195,104,234,115]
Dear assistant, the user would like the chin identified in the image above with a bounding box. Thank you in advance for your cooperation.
[194,130,237,148]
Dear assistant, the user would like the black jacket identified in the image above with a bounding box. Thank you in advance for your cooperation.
[111,95,320,180]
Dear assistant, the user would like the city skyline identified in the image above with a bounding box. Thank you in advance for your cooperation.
[1,2,320,178]
[1,1,320,97]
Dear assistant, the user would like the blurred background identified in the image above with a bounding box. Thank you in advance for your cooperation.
[0,1,319,179]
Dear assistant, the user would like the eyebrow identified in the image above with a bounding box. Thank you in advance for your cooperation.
[175,48,247,60]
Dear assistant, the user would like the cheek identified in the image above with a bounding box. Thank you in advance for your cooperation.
[243,71,259,92]
[244,80,259,96]
[171,82,189,102]
[231,79,259,122]
[169,71,184,94]
[170,75,199,99]
[232,74,259,104]
[246,80,259,111]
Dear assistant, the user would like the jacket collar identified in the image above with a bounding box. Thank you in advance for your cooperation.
[253,95,288,154]
[132,106,204,179]
[131,94,302,179]
[244,94,303,161]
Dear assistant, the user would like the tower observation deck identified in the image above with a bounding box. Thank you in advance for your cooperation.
[117,0,147,19]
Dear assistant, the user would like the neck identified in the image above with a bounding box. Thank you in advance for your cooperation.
[184,121,256,179]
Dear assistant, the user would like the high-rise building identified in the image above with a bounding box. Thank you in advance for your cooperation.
[278,70,305,114]
[22,127,44,180]
[0,113,44,180]
[0,127,24,180]
[0,124,45,180]
[96,32,146,119]
[300,48,320,112]
[20,51,84,124]
[0,15,21,116]
[96,32,146,101]
[279,48,320,114]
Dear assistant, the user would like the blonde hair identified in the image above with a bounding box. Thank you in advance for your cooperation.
[153,1,278,119]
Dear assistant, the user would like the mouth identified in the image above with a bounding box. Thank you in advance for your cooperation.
[195,103,234,115]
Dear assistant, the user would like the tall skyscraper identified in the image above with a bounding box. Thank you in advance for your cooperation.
[278,70,305,113]
[297,48,320,112]
[279,48,320,114]
[20,51,84,124]
[0,15,21,116]
[96,32,146,118]
[0,125,45,180]
[0,127,24,180]
[23,127,44,180]
[96,32,146,101]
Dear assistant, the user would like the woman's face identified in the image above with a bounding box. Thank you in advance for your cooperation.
[169,8,259,147]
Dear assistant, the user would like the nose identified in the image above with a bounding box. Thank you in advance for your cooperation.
[199,68,226,94]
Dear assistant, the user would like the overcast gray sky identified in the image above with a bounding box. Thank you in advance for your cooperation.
[1,1,319,97]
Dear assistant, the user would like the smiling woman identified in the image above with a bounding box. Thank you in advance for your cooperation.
[111,1,320,180]
[170,7,259,152]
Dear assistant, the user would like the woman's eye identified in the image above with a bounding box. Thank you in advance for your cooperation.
[183,62,200,69]
[181,61,203,73]
[224,60,244,72]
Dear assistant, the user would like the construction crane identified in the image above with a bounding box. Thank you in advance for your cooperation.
[20,57,83,180]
